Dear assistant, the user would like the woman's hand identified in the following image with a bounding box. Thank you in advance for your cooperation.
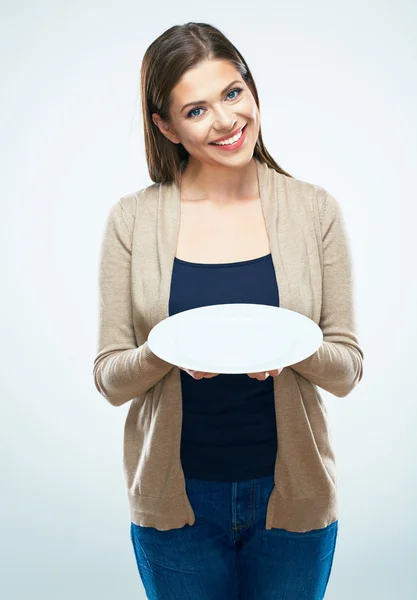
[179,367,283,380]
[179,367,220,379]
[247,369,283,380]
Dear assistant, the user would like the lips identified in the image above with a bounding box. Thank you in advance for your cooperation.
[209,124,246,144]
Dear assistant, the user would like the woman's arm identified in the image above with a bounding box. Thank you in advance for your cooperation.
[289,191,364,397]
[92,200,174,407]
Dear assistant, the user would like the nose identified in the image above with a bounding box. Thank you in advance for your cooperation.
[213,113,238,134]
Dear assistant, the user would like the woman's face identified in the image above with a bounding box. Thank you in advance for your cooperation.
[152,59,260,168]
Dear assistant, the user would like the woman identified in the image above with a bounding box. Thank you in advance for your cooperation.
[93,22,364,600]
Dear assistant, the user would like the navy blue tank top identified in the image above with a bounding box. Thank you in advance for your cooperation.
[168,253,280,482]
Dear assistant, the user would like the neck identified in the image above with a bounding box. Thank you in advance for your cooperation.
[180,157,259,204]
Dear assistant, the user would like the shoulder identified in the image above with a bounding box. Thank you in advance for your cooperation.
[119,182,160,217]
[279,173,348,240]
[260,159,328,213]
[266,166,345,239]
[108,182,162,238]
[276,171,330,217]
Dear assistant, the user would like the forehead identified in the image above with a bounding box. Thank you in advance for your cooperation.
[172,60,242,102]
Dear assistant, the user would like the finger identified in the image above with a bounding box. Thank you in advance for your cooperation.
[248,370,282,379]
[248,372,269,380]
[180,367,196,378]
[269,369,282,377]
[255,372,269,379]
[179,368,218,379]
[196,371,215,379]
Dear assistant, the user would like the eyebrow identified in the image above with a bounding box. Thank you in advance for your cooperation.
[180,80,243,114]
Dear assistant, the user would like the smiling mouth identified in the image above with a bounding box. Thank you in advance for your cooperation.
[209,124,247,145]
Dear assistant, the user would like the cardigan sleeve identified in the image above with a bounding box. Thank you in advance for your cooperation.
[93,200,174,407]
[289,191,364,397]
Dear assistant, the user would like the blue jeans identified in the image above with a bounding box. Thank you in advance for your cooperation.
[130,474,338,599]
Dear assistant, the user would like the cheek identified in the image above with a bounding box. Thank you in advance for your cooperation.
[189,134,204,145]
[247,102,259,123]
[247,106,260,138]
[187,127,210,147]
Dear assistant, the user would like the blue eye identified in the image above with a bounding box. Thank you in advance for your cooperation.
[186,87,243,119]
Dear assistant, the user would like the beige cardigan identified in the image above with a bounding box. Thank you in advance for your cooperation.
[93,157,364,532]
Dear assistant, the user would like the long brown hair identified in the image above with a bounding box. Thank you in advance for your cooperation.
[140,22,294,187]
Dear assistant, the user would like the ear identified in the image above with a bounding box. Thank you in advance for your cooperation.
[152,113,181,144]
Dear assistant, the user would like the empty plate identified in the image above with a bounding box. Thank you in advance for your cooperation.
[147,303,323,374]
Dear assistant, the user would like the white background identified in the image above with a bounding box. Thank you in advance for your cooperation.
[1,1,416,598]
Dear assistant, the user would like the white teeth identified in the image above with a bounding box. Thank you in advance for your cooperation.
[212,127,244,146]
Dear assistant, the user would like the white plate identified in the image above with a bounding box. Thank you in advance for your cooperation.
[147,303,323,374]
